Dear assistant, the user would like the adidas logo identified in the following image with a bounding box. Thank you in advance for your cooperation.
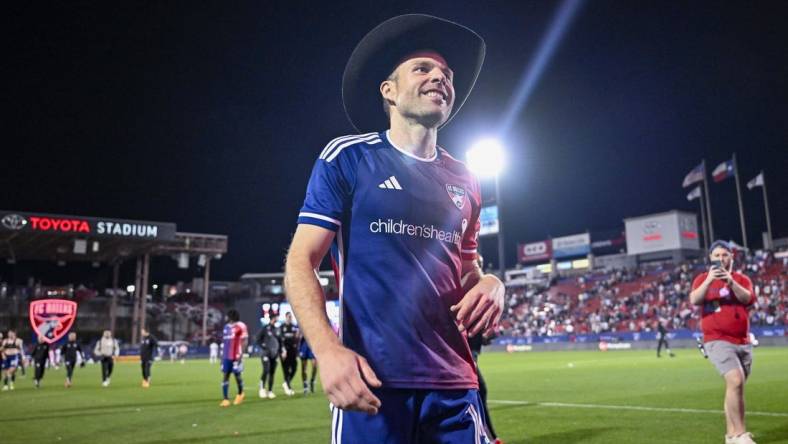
[378,176,403,190]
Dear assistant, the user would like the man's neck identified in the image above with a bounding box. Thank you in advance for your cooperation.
[388,115,438,159]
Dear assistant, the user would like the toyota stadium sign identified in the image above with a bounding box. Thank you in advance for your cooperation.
[625,210,700,255]
[518,240,552,263]
[0,211,177,241]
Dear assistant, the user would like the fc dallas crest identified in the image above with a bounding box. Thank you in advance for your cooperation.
[446,184,466,210]
[29,299,78,344]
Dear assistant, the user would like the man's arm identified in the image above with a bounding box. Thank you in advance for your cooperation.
[284,224,381,414]
[689,270,717,305]
[451,259,505,337]
[718,268,753,304]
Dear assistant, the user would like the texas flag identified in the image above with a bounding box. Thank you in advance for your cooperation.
[712,159,734,182]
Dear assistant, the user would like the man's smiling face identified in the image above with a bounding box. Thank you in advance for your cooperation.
[380,51,455,128]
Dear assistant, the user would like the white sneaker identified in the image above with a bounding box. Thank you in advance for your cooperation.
[102,380,109,387]
[727,432,757,444]
[267,391,276,399]
[8,384,13,391]
[282,382,292,395]
[258,388,267,398]
[1,385,7,391]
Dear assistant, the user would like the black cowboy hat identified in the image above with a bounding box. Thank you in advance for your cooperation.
[342,14,486,133]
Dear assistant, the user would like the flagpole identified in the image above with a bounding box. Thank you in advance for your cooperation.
[698,187,709,251]
[761,171,773,249]
[732,153,748,250]
[702,159,715,241]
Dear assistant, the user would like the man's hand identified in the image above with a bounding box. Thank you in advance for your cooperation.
[711,265,732,284]
[318,344,382,414]
[451,274,505,337]
[281,349,287,360]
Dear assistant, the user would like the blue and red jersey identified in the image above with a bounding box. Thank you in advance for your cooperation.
[222,321,248,361]
[297,131,481,390]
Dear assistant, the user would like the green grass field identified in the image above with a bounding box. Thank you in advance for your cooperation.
[2,347,787,444]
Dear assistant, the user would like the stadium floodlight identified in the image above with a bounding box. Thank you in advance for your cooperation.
[126,285,135,293]
[466,138,507,278]
[466,138,505,178]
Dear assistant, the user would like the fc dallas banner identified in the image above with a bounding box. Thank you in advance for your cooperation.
[29,299,78,344]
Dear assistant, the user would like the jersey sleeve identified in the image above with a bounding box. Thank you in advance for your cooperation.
[238,322,249,339]
[461,177,481,261]
[736,273,755,305]
[691,273,706,291]
[297,142,359,232]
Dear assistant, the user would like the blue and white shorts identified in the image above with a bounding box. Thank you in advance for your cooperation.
[2,355,20,370]
[330,388,491,444]
[221,358,244,375]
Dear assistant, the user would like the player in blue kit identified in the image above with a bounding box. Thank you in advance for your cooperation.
[285,14,504,443]
[298,336,317,394]
[220,309,248,407]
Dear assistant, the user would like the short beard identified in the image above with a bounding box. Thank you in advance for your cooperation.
[400,106,451,129]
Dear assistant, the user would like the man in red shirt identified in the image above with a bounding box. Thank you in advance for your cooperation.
[690,240,756,444]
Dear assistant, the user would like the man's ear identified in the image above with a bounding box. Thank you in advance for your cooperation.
[380,79,396,104]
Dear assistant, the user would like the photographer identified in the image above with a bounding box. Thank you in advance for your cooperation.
[689,240,755,444]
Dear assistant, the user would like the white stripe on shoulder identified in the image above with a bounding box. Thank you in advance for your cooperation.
[324,134,381,162]
[320,132,379,160]
[298,212,342,227]
[320,133,368,159]
[461,249,477,254]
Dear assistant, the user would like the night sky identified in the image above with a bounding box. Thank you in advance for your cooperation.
[5,1,787,282]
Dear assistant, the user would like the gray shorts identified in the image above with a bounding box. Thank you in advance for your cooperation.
[706,340,753,379]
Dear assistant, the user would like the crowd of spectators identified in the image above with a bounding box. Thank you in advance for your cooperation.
[500,249,787,338]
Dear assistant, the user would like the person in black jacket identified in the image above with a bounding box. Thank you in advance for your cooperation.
[279,312,300,396]
[61,332,84,388]
[256,313,283,399]
[656,320,675,358]
[31,336,49,388]
[140,328,158,388]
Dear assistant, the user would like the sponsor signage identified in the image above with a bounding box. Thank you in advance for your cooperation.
[518,240,552,263]
[479,205,499,236]
[552,233,591,258]
[29,299,78,344]
[0,211,176,241]
[625,211,700,255]
[590,230,626,255]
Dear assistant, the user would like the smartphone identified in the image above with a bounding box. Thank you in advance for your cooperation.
[710,260,722,269]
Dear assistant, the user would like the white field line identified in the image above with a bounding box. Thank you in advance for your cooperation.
[488,400,788,418]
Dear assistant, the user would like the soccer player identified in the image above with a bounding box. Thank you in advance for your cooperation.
[256,312,283,399]
[1,330,24,390]
[178,343,188,364]
[140,328,158,388]
[61,332,84,388]
[280,312,299,396]
[209,340,219,364]
[284,14,503,442]
[690,240,756,444]
[298,336,317,394]
[93,330,119,387]
[220,309,248,407]
[656,319,675,358]
[31,336,49,388]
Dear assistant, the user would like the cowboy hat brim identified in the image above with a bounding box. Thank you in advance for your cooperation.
[342,14,486,133]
